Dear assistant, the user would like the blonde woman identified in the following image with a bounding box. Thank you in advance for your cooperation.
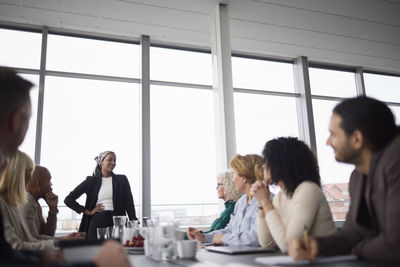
[188,154,264,246]
[0,150,54,251]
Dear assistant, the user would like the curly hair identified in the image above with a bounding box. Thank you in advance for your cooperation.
[0,150,34,205]
[217,170,243,201]
[262,137,320,198]
[229,154,264,184]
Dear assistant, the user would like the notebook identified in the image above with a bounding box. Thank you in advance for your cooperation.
[254,255,357,265]
[205,245,276,255]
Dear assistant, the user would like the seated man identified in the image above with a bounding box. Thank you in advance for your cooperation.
[24,166,61,239]
[289,96,400,261]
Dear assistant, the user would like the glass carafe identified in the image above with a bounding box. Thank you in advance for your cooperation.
[112,215,126,242]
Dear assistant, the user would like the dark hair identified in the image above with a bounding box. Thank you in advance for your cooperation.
[93,152,116,177]
[262,137,321,197]
[93,165,103,177]
[333,97,396,152]
[0,67,33,123]
[93,165,116,177]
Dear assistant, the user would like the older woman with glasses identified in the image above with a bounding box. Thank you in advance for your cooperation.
[186,170,242,238]
[188,154,264,246]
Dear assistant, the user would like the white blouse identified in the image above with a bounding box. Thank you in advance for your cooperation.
[96,177,114,211]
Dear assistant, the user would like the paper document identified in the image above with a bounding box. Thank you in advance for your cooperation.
[255,255,357,265]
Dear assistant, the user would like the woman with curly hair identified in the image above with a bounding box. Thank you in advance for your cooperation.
[251,137,336,252]
[186,170,242,238]
[188,154,263,246]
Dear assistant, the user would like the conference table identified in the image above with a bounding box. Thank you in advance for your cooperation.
[127,248,399,267]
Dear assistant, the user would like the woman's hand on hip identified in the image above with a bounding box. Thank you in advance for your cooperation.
[84,203,105,215]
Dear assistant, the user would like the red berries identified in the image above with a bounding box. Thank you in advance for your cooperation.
[124,234,145,247]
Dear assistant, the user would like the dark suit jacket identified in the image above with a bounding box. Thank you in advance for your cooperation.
[317,134,400,260]
[0,210,20,263]
[64,174,138,234]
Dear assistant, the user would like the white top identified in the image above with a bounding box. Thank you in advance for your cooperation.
[257,181,336,252]
[96,177,114,211]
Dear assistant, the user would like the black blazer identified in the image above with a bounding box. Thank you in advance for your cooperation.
[64,173,138,233]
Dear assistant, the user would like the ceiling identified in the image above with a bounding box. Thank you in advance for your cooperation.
[1,0,400,73]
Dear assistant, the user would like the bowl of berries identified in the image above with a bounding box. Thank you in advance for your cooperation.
[123,234,145,253]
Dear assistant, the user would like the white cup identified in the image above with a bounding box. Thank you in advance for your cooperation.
[173,229,186,241]
[176,240,197,259]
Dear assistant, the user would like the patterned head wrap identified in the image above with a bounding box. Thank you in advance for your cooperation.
[94,151,114,166]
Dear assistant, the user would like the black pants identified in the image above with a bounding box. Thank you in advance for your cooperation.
[87,211,114,240]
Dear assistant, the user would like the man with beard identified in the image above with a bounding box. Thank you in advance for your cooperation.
[289,96,400,261]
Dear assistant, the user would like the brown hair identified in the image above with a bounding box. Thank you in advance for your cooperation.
[229,154,264,184]
[0,67,33,123]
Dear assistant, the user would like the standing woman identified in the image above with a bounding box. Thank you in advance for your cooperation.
[65,151,138,239]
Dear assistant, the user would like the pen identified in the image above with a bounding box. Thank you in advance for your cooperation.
[304,225,310,254]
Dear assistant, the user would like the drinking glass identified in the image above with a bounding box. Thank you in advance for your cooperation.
[112,216,126,241]
[97,227,109,240]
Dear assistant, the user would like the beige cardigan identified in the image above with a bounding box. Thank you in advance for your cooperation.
[0,196,54,251]
[257,181,336,252]
[22,193,57,240]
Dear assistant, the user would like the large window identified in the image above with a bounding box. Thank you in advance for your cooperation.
[150,85,217,226]
[47,35,140,78]
[364,73,400,103]
[310,68,358,220]
[309,68,358,98]
[41,77,140,231]
[364,73,400,124]
[150,47,212,85]
[234,93,299,155]
[232,57,299,155]
[0,28,41,69]
[232,57,295,93]
[150,47,217,227]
